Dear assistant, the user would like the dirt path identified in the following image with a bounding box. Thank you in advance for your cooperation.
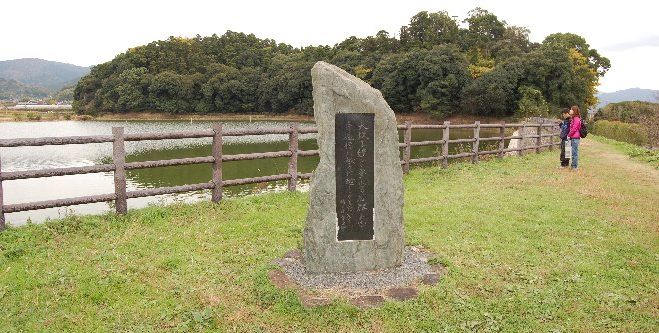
[581,138,659,186]
[576,138,658,233]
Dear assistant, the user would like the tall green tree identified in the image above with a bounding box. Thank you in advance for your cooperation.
[542,33,610,77]
[462,60,524,116]
[115,67,150,111]
[463,7,506,59]
[371,46,471,117]
[520,46,598,109]
[400,11,460,49]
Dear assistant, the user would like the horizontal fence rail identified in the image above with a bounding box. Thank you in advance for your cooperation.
[0,120,560,230]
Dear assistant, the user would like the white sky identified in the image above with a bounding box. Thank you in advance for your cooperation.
[1,0,658,92]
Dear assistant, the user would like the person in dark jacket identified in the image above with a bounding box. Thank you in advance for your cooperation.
[559,108,571,167]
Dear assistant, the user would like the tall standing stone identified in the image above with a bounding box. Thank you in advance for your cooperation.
[303,61,404,273]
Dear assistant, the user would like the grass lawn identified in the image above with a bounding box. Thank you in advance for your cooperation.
[0,138,657,332]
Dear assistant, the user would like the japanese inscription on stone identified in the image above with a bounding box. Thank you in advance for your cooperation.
[335,113,375,241]
[304,61,404,273]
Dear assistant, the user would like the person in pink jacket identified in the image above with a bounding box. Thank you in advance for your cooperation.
[568,105,582,169]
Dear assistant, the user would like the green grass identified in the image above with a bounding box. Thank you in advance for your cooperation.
[591,134,659,168]
[1,139,657,332]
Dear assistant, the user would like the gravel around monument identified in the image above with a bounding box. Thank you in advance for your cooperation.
[284,247,433,293]
[270,246,446,308]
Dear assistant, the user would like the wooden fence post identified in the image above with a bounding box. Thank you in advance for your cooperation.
[518,123,526,157]
[498,121,506,159]
[442,121,450,168]
[536,121,542,154]
[403,121,412,174]
[288,123,299,191]
[0,153,5,231]
[112,127,127,215]
[472,121,480,163]
[211,124,223,202]
[548,121,555,152]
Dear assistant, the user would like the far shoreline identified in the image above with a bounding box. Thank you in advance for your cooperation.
[0,110,512,125]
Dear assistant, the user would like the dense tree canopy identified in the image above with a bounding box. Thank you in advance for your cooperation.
[371,46,471,117]
[74,8,608,118]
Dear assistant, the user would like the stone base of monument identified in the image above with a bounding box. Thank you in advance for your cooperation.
[269,246,446,309]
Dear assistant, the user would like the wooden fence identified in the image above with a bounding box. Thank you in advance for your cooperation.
[0,121,559,230]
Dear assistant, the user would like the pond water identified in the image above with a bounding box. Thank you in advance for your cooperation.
[0,120,503,225]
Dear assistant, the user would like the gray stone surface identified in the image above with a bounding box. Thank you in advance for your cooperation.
[350,295,385,309]
[268,270,294,289]
[285,247,430,293]
[505,127,536,155]
[269,246,446,309]
[506,118,559,156]
[300,293,332,308]
[385,287,418,301]
[421,273,442,285]
[303,61,405,273]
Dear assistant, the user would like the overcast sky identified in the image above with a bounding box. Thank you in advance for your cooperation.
[2,0,658,92]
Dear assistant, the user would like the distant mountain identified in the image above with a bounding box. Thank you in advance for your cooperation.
[0,77,49,99]
[0,58,90,94]
[596,88,659,110]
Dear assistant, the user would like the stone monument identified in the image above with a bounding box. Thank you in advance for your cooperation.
[269,62,444,308]
[303,61,405,273]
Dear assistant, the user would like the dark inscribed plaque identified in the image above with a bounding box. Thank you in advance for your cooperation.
[335,113,375,241]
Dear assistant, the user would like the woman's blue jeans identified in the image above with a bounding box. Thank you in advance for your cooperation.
[571,138,580,169]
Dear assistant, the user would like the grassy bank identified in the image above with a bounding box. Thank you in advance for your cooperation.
[0,110,74,122]
[0,139,657,332]
[590,134,658,168]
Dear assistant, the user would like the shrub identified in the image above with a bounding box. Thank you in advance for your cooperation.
[75,115,93,121]
[25,112,42,121]
[592,120,649,146]
[516,86,550,118]
[594,101,659,146]
[595,101,659,123]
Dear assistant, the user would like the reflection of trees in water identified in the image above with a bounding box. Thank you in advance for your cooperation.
[401,127,503,160]
[125,139,319,195]
[123,128,498,193]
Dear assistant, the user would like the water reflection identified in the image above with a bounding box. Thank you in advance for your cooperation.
[0,120,503,226]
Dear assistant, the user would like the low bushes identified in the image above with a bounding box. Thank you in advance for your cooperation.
[595,101,659,123]
[594,101,659,146]
[592,120,649,146]
[25,112,42,121]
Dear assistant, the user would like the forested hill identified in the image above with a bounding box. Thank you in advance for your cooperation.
[0,58,90,93]
[596,88,659,109]
[74,8,609,118]
[0,77,49,99]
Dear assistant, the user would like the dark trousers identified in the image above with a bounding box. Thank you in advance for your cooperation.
[560,140,570,167]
